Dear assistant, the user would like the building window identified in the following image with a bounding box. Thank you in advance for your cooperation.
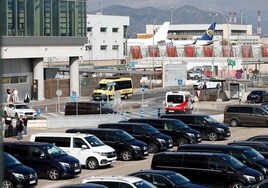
[2,76,27,84]
[87,27,92,32]
[100,45,107,50]
[112,28,119,32]
[112,45,119,50]
[100,27,107,32]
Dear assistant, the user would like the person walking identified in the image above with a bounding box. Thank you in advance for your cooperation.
[13,88,19,102]
[16,118,24,140]
[7,87,11,103]
[22,115,28,135]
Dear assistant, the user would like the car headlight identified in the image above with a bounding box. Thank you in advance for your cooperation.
[12,172,25,180]
[243,175,256,183]
[131,145,141,150]
[261,167,267,174]
[187,133,195,137]
[94,152,108,156]
[60,162,70,168]
[157,138,166,143]
[217,128,224,132]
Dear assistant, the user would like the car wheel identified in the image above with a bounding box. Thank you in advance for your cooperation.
[148,143,159,153]
[121,150,133,161]
[87,158,99,169]
[3,178,14,188]
[208,132,218,141]
[230,119,239,127]
[48,168,60,180]
[229,182,244,188]
[194,75,199,80]
[177,137,188,146]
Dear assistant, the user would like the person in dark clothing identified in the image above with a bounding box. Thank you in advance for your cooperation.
[16,118,24,140]
[22,115,28,135]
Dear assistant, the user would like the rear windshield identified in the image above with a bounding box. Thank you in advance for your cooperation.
[167,95,184,103]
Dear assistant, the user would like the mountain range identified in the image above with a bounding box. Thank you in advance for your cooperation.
[89,5,268,38]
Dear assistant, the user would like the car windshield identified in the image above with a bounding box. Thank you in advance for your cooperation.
[42,145,68,157]
[3,152,22,167]
[133,180,157,188]
[116,131,135,141]
[250,91,264,95]
[244,148,265,162]
[203,116,219,124]
[221,155,246,170]
[172,120,190,130]
[143,125,160,135]
[97,84,108,90]
[15,104,31,109]
[85,136,105,147]
[168,173,189,185]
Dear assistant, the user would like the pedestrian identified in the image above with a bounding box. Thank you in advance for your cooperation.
[7,87,11,103]
[22,115,28,135]
[16,117,24,140]
[13,88,19,102]
[24,93,30,103]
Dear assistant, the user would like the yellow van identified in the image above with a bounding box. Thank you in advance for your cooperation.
[92,77,133,101]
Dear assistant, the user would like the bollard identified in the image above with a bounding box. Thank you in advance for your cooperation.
[37,108,41,117]
[140,110,144,119]
[157,108,161,117]
[45,106,48,114]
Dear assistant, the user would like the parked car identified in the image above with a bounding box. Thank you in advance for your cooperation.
[81,176,157,188]
[193,80,221,90]
[161,114,230,141]
[98,122,173,153]
[3,103,37,119]
[151,151,264,188]
[187,70,203,80]
[247,90,268,103]
[4,141,81,180]
[30,133,117,169]
[223,104,268,127]
[126,118,201,146]
[228,141,268,159]
[246,178,268,188]
[246,135,268,142]
[59,183,108,188]
[3,152,38,188]
[66,128,148,161]
[177,144,268,177]
[129,169,210,188]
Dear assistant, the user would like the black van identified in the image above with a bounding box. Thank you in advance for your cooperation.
[3,141,81,180]
[160,114,231,141]
[177,144,268,177]
[66,128,148,161]
[151,152,264,188]
[64,101,115,115]
[98,123,173,153]
[3,152,38,187]
[228,141,268,159]
[127,118,201,146]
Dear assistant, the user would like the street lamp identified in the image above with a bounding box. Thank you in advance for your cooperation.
[209,12,218,77]
[152,15,161,89]
[170,7,174,24]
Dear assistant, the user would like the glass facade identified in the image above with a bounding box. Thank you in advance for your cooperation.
[0,0,87,37]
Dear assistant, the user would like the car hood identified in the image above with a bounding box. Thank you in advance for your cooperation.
[211,123,229,130]
[53,154,80,164]
[6,164,36,174]
[184,128,200,135]
[90,145,115,153]
[128,139,147,147]
[256,159,268,168]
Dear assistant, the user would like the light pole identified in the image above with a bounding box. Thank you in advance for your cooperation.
[152,15,161,89]
[170,7,174,24]
[209,12,218,78]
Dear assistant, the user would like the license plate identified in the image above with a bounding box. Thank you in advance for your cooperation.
[169,110,174,112]
[29,180,36,184]
[227,133,230,136]
[198,138,201,141]
[75,169,80,172]
[169,144,173,147]
[95,97,100,99]
[144,151,148,155]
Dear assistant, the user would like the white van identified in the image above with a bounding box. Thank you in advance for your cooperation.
[164,91,194,114]
[30,133,117,170]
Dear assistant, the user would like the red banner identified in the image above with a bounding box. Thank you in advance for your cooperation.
[184,45,195,57]
[148,45,159,57]
[261,45,268,57]
[166,46,177,57]
[222,45,234,57]
[203,46,213,57]
[131,46,142,59]
[241,45,252,58]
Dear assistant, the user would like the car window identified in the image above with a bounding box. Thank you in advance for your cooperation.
[153,175,171,186]
[226,106,240,113]
[240,107,253,113]
[135,174,152,183]
[84,136,105,147]
[30,146,45,158]
[255,107,268,115]
[208,157,227,171]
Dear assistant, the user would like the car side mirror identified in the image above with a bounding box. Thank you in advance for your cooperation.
[81,145,88,149]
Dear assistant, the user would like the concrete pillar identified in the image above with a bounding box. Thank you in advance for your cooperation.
[69,57,80,97]
[33,58,45,100]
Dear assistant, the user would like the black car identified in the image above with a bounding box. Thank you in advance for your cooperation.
[127,118,201,146]
[228,141,268,159]
[160,114,230,141]
[3,152,38,188]
[129,169,210,188]
[4,141,81,180]
[247,90,268,103]
[98,122,173,153]
[246,135,268,142]
[66,128,148,161]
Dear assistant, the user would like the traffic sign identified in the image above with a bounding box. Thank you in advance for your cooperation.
[178,79,183,86]
[71,95,77,102]
[140,110,144,118]
[248,68,253,73]
[56,89,62,97]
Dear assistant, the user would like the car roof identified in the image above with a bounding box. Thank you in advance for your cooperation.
[178,144,252,150]
[4,141,53,146]
[156,151,230,157]
[59,183,108,188]
[248,135,268,138]
[229,141,268,145]
[129,169,177,176]
[67,128,124,133]
[161,114,209,117]
[31,132,94,137]
[81,176,144,184]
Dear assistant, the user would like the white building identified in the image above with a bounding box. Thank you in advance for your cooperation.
[85,14,130,66]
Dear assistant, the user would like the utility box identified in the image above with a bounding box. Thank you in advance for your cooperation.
[230,83,240,99]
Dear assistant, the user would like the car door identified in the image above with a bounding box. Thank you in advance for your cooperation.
[190,117,208,139]
[239,107,254,126]
[105,132,124,157]
[253,107,268,126]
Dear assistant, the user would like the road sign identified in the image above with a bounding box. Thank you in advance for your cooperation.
[140,110,144,118]
[178,79,183,86]
[56,90,62,97]
[248,68,253,73]
[141,85,145,94]
[71,95,77,102]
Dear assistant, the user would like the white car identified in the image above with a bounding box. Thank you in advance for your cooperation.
[3,103,37,119]
[81,176,157,188]
[193,80,221,90]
